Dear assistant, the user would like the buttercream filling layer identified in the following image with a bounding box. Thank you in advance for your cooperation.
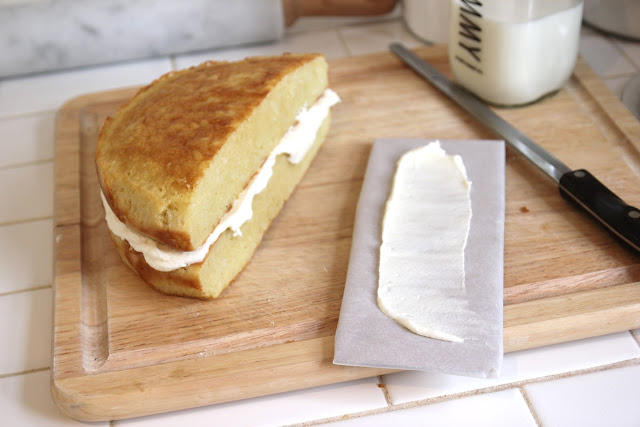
[101,88,340,272]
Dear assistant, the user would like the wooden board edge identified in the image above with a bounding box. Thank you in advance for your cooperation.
[50,335,392,422]
[573,58,640,155]
[57,86,140,116]
[504,282,640,352]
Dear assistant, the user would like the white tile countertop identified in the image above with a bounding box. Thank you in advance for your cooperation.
[1,14,640,427]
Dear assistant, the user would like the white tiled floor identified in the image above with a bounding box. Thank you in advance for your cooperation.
[0,163,54,223]
[0,219,53,293]
[334,389,537,427]
[0,14,639,427]
[579,26,640,102]
[525,364,640,427]
[0,288,52,376]
[604,74,637,97]
[0,370,104,426]
[175,27,350,69]
[579,27,638,77]
[338,20,422,56]
[617,38,640,67]
[382,332,640,405]
[0,58,172,117]
[0,112,55,168]
[114,377,387,427]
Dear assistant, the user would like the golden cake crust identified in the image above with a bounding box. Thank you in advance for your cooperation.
[96,53,327,251]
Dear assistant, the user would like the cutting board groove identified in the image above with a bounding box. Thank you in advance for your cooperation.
[52,45,640,421]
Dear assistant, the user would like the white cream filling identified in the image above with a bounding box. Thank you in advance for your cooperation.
[377,142,481,342]
[102,88,340,272]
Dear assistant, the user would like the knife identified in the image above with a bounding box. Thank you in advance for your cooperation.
[390,42,640,253]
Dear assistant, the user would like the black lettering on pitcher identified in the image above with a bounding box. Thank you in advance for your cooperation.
[458,12,482,42]
[457,42,481,62]
[456,0,483,74]
[454,56,483,75]
[459,0,482,17]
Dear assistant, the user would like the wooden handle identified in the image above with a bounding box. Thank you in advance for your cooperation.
[282,0,397,26]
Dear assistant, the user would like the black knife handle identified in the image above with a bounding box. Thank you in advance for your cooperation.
[559,169,640,252]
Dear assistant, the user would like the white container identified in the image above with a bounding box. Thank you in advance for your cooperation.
[448,0,584,107]
[403,0,450,44]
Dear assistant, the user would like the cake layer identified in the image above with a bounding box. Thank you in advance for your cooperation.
[110,115,331,299]
[97,54,328,251]
[101,89,339,272]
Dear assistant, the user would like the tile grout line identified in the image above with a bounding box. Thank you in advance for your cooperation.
[0,366,49,380]
[291,400,402,426]
[518,386,543,427]
[293,357,640,426]
[377,374,394,406]
[285,15,399,38]
[579,30,639,81]
[600,71,640,81]
[610,36,640,71]
[0,109,56,122]
[335,27,354,57]
[335,16,400,32]
[0,215,54,228]
[630,329,640,347]
[0,109,58,121]
[0,157,54,171]
[0,284,52,298]
[392,357,640,409]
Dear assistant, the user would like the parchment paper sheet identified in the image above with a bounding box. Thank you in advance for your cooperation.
[333,139,505,378]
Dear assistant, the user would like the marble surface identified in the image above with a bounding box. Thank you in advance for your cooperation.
[0,0,284,78]
[0,10,640,427]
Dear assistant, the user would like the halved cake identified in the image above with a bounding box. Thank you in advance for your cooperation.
[96,53,339,298]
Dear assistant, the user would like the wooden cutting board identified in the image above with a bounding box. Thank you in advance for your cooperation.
[51,45,640,421]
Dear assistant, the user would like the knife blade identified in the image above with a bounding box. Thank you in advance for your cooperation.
[390,42,640,253]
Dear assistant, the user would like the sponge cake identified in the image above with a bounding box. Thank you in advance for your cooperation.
[96,53,339,298]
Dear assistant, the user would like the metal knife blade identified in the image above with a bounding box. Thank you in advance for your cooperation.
[390,42,640,253]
